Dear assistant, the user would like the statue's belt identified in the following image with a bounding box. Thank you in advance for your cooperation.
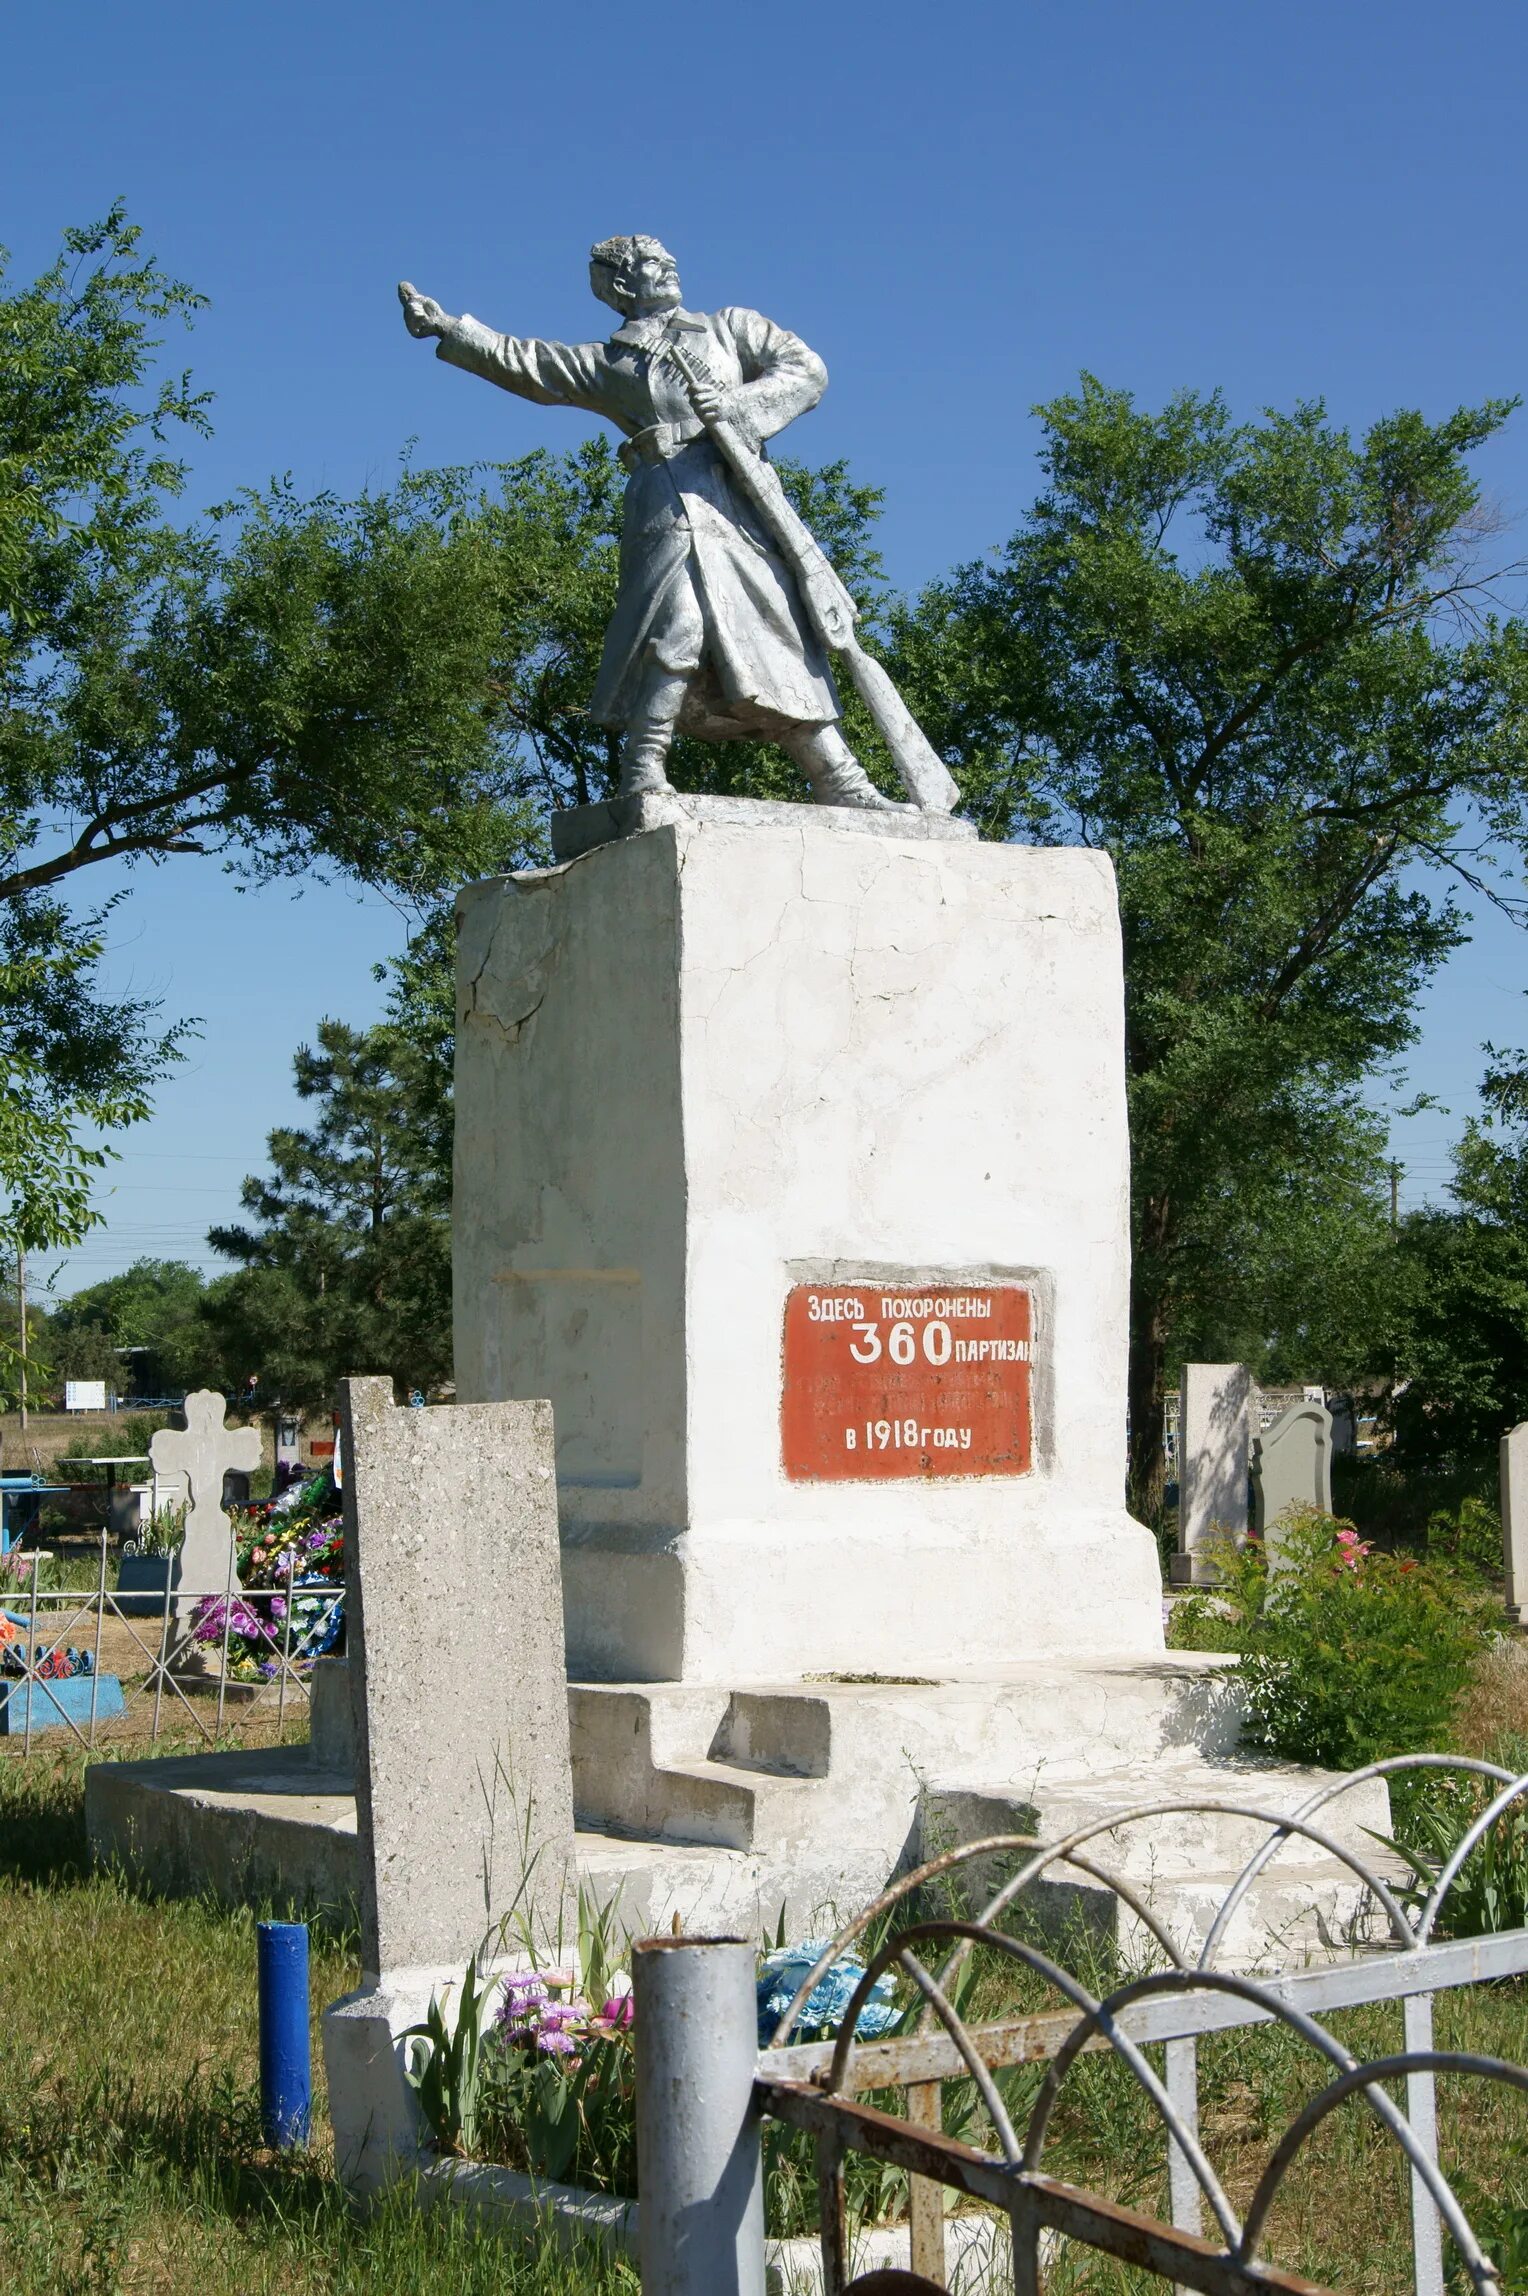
[619,419,706,471]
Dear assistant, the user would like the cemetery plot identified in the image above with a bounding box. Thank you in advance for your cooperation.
[780,1281,1033,1481]
[0,1532,343,1750]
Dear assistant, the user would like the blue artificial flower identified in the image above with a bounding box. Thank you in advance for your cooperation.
[756,1940,900,2048]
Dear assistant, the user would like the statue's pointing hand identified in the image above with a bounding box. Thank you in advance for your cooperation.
[398,280,451,340]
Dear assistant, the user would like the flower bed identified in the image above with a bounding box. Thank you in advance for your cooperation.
[187,1475,344,1684]
[403,1911,909,2241]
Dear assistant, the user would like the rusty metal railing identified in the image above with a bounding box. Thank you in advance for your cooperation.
[634,1768,1528,2295]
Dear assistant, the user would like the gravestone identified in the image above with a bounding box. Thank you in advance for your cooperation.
[1252,1400,1334,1570]
[1173,1364,1254,1585]
[324,1376,576,2192]
[148,1391,262,1596]
[1502,1422,1528,1620]
[1329,1394,1357,1455]
[340,1376,575,1977]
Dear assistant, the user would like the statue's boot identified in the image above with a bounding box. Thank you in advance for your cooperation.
[619,669,690,798]
[786,723,901,810]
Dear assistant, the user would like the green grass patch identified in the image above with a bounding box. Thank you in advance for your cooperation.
[9,1738,1528,2291]
[0,1746,633,2293]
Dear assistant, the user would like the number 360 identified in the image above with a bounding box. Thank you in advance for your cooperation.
[848,1320,952,1367]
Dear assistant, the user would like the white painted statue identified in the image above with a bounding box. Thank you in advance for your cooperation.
[399,236,959,817]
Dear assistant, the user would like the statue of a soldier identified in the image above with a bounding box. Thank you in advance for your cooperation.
[399,238,956,816]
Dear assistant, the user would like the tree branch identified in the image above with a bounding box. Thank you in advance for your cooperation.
[0,766,236,899]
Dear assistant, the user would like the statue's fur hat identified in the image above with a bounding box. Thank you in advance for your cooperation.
[589,235,675,313]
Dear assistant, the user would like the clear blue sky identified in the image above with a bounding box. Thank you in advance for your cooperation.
[5,0,1526,1294]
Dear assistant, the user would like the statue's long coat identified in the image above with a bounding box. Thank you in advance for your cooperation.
[438,305,842,737]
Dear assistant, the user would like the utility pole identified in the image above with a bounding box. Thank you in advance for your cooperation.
[16,1246,27,1431]
[1389,1160,1402,1231]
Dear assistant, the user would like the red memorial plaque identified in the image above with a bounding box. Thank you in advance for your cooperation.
[781,1281,1033,1482]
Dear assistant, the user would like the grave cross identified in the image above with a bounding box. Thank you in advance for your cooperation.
[150,1391,263,1596]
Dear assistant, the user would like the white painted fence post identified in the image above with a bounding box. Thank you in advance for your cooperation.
[634,1935,764,2296]
[1166,2035,1202,2296]
[1405,1992,1445,2296]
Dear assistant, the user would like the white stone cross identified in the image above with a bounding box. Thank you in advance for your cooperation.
[150,1390,263,1596]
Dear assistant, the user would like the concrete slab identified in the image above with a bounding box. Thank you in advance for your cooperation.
[86,1744,358,1916]
[1,1673,125,1734]
[85,1659,1386,1966]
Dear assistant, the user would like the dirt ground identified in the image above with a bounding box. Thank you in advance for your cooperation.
[0,1409,277,1475]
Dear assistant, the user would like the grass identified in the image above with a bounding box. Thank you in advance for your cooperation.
[9,1678,1528,2294]
[0,1747,634,2294]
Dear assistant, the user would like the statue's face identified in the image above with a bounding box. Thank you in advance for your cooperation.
[617,246,681,314]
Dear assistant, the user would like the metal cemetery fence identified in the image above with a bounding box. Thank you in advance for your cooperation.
[0,1535,343,1753]
[636,1761,1528,2296]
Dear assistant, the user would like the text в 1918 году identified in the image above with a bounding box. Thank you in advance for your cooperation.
[780,1283,1033,1482]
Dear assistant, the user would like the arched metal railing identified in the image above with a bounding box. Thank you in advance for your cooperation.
[741,1761,1528,2296]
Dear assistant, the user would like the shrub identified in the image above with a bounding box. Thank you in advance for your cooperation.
[1190,1508,1486,1768]
[1424,1493,1504,1583]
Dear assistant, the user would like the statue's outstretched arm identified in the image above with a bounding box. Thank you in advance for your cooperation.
[399,281,606,417]
[399,281,452,338]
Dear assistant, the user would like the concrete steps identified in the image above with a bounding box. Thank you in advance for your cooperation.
[567,1655,1246,1854]
[567,1672,1398,1967]
[925,1759,1400,1969]
[85,1658,1400,1970]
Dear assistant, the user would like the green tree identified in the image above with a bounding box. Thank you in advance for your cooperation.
[1386,1047,1528,1473]
[203,953,454,1405]
[0,207,548,1283]
[44,1256,224,1398]
[892,377,1528,1515]
[1,206,534,916]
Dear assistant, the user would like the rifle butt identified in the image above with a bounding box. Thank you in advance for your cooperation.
[840,644,961,813]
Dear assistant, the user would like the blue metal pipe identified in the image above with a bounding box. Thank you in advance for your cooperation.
[257,1920,311,2149]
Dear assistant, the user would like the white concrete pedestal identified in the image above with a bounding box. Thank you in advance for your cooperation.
[454,801,1162,1681]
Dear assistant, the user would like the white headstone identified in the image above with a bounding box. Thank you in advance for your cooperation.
[1501,1422,1528,1619]
[148,1391,262,1596]
[1252,1400,1334,1570]
[1174,1364,1254,1585]
[338,1376,574,1979]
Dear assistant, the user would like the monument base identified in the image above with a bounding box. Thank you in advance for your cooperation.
[87,1655,1392,1976]
[549,786,979,862]
[456,800,1162,1683]
[562,1505,1160,1683]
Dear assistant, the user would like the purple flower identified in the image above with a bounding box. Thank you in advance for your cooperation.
[191,1594,262,1644]
[536,2028,579,2056]
[495,1973,549,2041]
[500,1974,549,2010]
